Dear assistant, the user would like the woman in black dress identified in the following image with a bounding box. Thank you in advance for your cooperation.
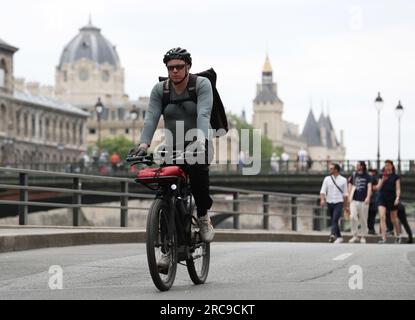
[375,160,401,243]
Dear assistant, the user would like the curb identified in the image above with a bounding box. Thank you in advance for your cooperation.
[0,228,409,253]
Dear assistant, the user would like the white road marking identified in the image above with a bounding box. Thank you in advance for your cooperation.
[333,253,353,261]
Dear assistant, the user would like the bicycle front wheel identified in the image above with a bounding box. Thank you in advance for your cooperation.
[186,206,210,284]
[187,241,210,284]
[146,198,177,291]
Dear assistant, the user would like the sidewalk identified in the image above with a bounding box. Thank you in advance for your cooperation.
[0,226,407,253]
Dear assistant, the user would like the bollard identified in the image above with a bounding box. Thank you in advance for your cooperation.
[263,194,269,230]
[120,181,128,227]
[291,196,297,231]
[313,198,321,231]
[233,192,240,229]
[18,173,29,225]
[72,177,82,226]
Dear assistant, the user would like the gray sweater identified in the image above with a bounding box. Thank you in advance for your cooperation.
[140,76,213,148]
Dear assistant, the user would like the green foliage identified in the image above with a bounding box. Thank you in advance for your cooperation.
[96,136,135,157]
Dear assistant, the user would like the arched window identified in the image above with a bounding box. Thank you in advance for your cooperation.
[66,122,70,144]
[52,119,57,142]
[0,59,6,88]
[23,113,29,137]
[79,123,84,145]
[16,111,21,136]
[0,104,6,132]
[39,118,43,139]
[73,122,77,145]
[31,114,36,137]
[45,118,50,140]
[59,120,63,143]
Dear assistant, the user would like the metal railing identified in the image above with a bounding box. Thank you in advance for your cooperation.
[2,159,415,176]
[0,166,327,231]
[1,167,414,232]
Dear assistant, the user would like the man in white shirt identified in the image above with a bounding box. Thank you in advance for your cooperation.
[320,163,349,243]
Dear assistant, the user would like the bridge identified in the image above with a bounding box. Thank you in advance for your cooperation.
[0,167,414,300]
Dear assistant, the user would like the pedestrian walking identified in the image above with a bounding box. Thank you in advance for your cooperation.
[348,161,372,244]
[367,169,379,235]
[110,152,121,173]
[270,152,279,173]
[374,160,402,243]
[395,203,413,244]
[320,163,349,243]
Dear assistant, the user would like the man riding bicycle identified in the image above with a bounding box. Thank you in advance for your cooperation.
[128,48,215,261]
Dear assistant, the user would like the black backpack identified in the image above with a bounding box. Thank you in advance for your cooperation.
[158,68,228,137]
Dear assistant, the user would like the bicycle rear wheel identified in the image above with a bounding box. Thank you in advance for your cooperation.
[146,198,177,291]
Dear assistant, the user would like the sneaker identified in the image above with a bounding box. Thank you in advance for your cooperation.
[334,237,344,244]
[368,230,377,235]
[360,237,366,244]
[378,238,387,244]
[329,235,336,243]
[407,237,413,244]
[198,214,215,243]
[395,236,402,244]
[349,236,359,243]
[157,253,170,273]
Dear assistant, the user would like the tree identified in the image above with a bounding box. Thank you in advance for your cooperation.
[96,136,134,158]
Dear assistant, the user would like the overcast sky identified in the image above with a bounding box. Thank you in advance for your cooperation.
[2,0,414,160]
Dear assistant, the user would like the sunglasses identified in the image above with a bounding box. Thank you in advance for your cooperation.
[167,64,187,72]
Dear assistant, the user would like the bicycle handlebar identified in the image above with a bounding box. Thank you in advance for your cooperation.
[126,149,206,166]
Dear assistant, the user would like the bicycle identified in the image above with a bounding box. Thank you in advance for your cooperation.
[126,150,210,291]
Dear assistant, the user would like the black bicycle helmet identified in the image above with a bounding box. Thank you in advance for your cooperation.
[163,47,192,66]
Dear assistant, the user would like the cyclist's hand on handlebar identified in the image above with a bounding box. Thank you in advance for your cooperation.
[128,144,148,158]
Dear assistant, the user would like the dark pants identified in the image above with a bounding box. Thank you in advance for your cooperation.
[178,140,214,218]
[328,202,343,238]
[388,204,413,240]
[368,204,377,232]
[187,164,213,217]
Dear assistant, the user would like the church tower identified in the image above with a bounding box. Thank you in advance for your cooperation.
[252,55,284,147]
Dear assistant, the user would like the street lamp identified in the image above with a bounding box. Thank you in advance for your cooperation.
[374,92,384,171]
[95,97,104,155]
[129,105,138,144]
[395,100,404,173]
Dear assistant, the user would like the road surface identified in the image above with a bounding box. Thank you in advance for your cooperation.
[0,242,414,299]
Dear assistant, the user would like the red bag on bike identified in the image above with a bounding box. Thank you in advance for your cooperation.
[137,166,186,184]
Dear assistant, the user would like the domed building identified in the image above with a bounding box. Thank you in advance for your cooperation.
[55,19,125,106]
[51,19,152,147]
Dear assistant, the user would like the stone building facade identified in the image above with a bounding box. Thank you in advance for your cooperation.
[0,38,88,166]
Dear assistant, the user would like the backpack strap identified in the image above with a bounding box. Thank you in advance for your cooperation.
[161,79,170,115]
[161,75,198,114]
[187,74,198,104]
[330,175,344,195]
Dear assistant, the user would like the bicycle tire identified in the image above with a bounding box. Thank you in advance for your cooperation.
[186,242,210,284]
[186,203,210,284]
[146,198,177,291]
